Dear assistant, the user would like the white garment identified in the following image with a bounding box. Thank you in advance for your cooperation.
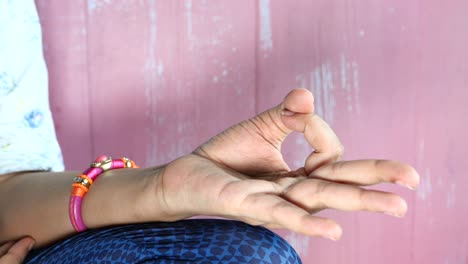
[0,0,64,173]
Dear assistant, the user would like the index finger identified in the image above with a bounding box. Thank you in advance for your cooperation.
[310,160,420,189]
[281,110,343,172]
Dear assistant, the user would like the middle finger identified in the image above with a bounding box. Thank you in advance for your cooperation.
[283,178,408,217]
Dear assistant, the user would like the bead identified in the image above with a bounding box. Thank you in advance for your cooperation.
[73,176,82,183]
[122,157,132,168]
[71,185,87,196]
[80,175,94,185]
[90,156,113,171]
[100,159,113,171]
[95,155,108,162]
[72,175,93,188]
[86,168,101,179]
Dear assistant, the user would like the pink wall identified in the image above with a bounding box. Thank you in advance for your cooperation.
[36,0,467,263]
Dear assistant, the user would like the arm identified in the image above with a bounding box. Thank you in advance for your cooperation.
[0,166,169,247]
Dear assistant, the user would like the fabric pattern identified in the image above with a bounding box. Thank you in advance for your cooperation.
[25,219,302,264]
[0,0,64,173]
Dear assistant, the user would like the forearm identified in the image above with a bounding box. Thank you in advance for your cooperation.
[0,166,165,247]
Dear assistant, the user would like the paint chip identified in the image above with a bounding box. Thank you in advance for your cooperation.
[310,62,335,124]
[417,168,432,200]
[185,0,193,40]
[259,0,273,51]
[446,183,456,208]
[157,61,164,77]
[87,0,112,14]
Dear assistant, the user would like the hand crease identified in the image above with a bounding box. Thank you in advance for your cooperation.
[266,110,289,136]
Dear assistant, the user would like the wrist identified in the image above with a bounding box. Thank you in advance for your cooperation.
[140,164,194,222]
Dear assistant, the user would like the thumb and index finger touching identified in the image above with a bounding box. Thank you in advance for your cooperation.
[271,88,419,188]
[269,88,344,173]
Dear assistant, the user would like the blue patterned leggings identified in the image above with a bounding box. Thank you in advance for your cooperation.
[25,219,302,263]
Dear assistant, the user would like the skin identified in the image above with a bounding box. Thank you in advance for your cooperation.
[0,89,420,260]
[0,237,34,264]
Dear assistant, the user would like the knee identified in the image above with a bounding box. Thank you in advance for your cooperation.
[209,220,302,264]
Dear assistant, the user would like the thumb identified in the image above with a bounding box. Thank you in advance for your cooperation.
[281,88,315,116]
[251,88,315,147]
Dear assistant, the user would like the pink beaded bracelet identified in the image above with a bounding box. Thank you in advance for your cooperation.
[69,155,138,232]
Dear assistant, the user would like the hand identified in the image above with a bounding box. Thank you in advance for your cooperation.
[154,89,420,240]
[0,237,34,264]
[195,88,343,176]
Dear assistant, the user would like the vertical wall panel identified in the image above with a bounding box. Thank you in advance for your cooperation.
[143,0,257,166]
[85,1,155,164]
[36,0,92,169]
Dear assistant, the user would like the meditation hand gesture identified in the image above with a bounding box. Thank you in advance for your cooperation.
[155,89,420,240]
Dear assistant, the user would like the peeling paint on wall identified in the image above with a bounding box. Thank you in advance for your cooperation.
[340,54,361,113]
[417,168,432,200]
[416,138,434,201]
[87,0,97,13]
[352,61,360,113]
[310,62,335,124]
[417,139,425,167]
[185,0,193,43]
[295,55,361,123]
[144,0,158,166]
[157,61,164,77]
[340,54,351,111]
[259,0,273,51]
[446,182,456,208]
[87,0,112,14]
[359,29,365,37]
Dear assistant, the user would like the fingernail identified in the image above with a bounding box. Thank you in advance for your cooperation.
[384,211,404,218]
[28,239,35,251]
[281,109,295,116]
[396,181,416,190]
